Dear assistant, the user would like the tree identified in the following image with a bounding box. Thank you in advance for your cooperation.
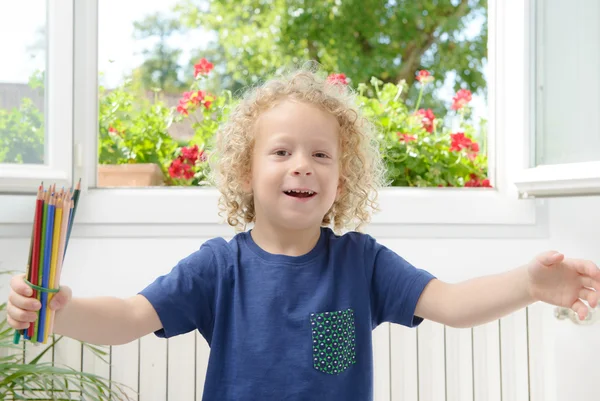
[131,12,187,92]
[174,0,487,110]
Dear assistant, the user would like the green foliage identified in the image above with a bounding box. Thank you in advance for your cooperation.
[0,98,45,164]
[164,61,238,186]
[131,12,187,92]
[98,79,179,181]
[174,0,487,106]
[358,76,489,187]
[0,71,45,164]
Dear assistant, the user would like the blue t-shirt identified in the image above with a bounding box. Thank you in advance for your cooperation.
[139,227,435,401]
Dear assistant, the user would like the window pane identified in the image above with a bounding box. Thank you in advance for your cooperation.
[534,0,600,166]
[98,0,489,188]
[0,3,46,165]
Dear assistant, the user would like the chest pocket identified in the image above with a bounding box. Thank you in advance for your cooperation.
[310,308,356,374]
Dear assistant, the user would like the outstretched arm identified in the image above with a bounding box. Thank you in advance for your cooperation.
[54,294,162,345]
[414,251,600,328]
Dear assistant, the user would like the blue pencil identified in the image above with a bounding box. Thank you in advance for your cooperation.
[37,195,55,342]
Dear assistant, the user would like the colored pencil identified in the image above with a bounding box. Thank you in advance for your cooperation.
[13,180,82,345]
[31,190,49,342]
[37,194,56,342]
[43,193,63,343]
[48,192,71,338]
[13,184,43,344]
[27,186,44,339]
[64,178,80,255]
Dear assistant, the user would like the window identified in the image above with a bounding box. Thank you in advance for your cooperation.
[3,0,553,237]
[0,1,74,194]
[514,0,600,198]
[95,0,491,190]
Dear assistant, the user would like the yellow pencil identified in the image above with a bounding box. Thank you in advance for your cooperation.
[43,193,63,343]
[47,194,71,337]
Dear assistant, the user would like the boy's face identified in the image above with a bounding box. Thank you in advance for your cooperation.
[246,99,341,231]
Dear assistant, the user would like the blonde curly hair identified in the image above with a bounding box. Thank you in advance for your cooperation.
[208,63,387,234]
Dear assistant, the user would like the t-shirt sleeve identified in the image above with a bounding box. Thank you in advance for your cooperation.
[365,236,436,328]
[138,242,218,340]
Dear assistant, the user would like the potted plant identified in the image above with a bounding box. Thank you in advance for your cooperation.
[164,58,236,187]
[98,77,179,187]
[354,70,490,188]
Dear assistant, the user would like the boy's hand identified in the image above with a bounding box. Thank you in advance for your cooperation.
[6,273,72,330]
[528,251,600,320]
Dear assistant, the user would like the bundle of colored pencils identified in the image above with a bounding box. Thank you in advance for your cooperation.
[13,180,81,345]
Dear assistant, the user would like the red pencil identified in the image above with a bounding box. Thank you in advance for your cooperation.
[27,185,44,338]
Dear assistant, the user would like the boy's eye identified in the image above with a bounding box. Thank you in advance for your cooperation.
[274,150,289,156]
[314,152,329,158]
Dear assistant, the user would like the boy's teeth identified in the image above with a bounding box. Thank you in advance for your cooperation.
[288,190,314,194]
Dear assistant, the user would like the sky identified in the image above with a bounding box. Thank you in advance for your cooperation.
[0,1,486,122]
[0,0,203,87]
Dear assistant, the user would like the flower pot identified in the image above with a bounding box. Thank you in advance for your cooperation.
[97,163,164,187]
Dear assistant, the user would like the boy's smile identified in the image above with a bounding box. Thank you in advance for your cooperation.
[283,188,317,201]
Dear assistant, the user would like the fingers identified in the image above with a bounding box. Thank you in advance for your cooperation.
[6,274,38,330]
[579,288,598,308]
[7,315,30,330]
[7,303,39,324]
[568,258,600,277]
[49,286,72,310]
[6,274,72,330]
[579,276,600,291]
[11,273,33,297]
[8,290,40,311]
[538,251,564,266]
[571,299,590,321]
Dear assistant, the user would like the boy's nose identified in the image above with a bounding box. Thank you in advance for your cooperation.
[292,156,313,176]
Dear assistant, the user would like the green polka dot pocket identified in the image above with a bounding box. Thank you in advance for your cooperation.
[310,308,356,375]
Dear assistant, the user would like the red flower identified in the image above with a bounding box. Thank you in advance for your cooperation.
[177,104,189,116]
[168,157,195,180]
[397,132,416,142]
[177,90,212,115]
[194,58,214,78]
[450,132,474,151]
[465,173,492,188]
[326,73,348,85]
[180,145,207,164]
[415,70,434,84]
[168,146,208,181]
[108,126,124,137]
[451,89,472,110]
[181,145,199,164]
[450,132,480,160]
[415,109,435,133]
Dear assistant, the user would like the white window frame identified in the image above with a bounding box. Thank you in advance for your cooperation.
[513,0,600,198]
[0,0,547,239]
[0,0,74,193]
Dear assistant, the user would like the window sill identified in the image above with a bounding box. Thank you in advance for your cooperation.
[0,165,70,194]
[514,161,600,198]
[0,186,546,239]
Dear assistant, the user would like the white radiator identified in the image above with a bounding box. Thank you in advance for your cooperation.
[14,304,548,401]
